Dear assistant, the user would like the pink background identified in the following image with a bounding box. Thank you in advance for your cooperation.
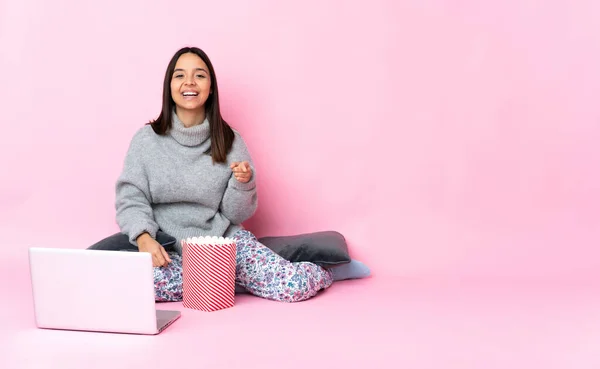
[3,2,600,368]
[1,0,599,283]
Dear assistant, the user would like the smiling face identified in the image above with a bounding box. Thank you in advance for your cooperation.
[170,52,212,116]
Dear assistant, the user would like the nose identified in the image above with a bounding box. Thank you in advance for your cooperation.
[184,75,196,85]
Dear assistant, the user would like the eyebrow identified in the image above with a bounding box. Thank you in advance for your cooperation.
[174,68,208,73]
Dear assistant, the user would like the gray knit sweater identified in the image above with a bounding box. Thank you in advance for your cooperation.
[115,112,258,253]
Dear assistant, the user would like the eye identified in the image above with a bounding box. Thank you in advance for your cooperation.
[174,74,183,78]
[196,74,206,78]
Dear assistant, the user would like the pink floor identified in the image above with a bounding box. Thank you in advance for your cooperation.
[4,257,600,369]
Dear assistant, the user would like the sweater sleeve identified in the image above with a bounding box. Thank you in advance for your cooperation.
[115,129,159,245]
[219,132,258,224]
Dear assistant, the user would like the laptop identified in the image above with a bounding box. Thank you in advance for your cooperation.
[28,247,181,335]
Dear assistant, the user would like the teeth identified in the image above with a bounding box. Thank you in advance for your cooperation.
[183,92,198,96]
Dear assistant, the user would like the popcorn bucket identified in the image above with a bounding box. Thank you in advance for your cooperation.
[181,236,237,312]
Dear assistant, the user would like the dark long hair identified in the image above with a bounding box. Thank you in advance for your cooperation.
[148,46,234,163]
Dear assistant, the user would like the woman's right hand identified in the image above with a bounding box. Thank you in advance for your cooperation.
[137,233,172,267]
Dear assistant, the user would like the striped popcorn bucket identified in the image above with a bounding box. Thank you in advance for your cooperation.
[181,236,237,312]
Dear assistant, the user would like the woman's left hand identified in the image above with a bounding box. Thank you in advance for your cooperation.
[230,161,252,183]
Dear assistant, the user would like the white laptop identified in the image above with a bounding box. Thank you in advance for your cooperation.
[28,247,181,335]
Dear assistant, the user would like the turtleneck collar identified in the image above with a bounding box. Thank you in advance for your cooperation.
[169,110,211,147]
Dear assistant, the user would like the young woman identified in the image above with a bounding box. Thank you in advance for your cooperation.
[88,46,335,303]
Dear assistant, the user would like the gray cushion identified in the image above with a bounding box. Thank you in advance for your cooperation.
[258,231,351,267]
